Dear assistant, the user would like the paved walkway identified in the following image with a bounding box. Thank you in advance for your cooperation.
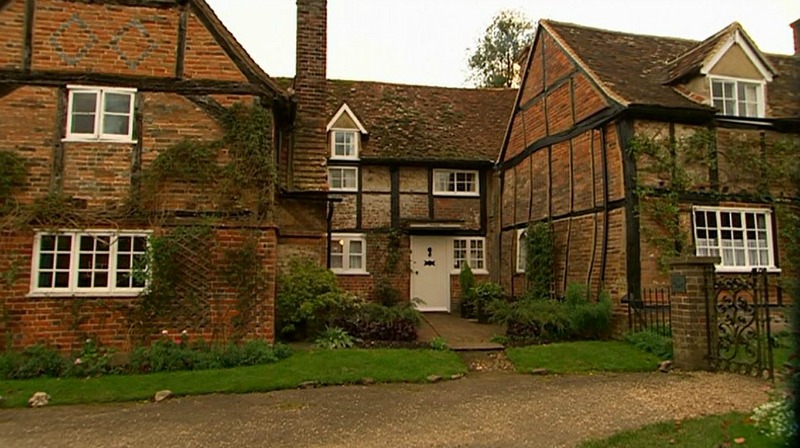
[418,312,505,350]
[0,371,768,448]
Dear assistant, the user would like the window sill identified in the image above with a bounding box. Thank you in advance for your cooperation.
[331,270,370,276]
[433,193,480,198]
[451,269,488,275]
[27,291,144,298]
[714,267,781,274]
[62,137,137,144]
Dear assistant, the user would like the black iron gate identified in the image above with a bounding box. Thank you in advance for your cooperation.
[627,287,671,335]
[707,269,773,379]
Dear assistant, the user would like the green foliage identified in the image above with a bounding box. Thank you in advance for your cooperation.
[524,221,554,299]
[471,281,505,324]
[314,326,357,350]
[429,336,449,351]
[490,282,612,343]
[624,329,674,360]
[458,263,477,318]
[0,150,26,211]
[276,257,358,340]
[751,395,797,444]
[467,10,534,87]
[128,338,290,374]
[374,278,401,307]
[147,139,220,183]
[66,338,119,377]
[0,344,68,379]
[337,302,422,342]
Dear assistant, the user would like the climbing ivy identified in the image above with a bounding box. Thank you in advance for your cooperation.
[0,150,26,212]
[223,235,268,340]
[524,221,554,299]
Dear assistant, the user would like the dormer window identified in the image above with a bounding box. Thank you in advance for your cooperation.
[710,77,764,118]
[331,130,359,159]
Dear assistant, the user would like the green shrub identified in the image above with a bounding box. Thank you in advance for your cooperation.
[624,328,674,359]
[472,282,504,324]
[128,339,290,374]
[567,288,613,340]
[0,345,68,379]
[65,338,119,377]
[338,302,422,342]
[459,263,477,318]
[314,326,357,350]
[488,298,571,343]
[276,258,359,340]
[524,222,554,299]
[430,336,449,350]
[374,279,400,307]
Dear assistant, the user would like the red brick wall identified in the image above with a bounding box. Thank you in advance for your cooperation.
[0,227,277,352]
[183,10,246,81]
[334,232,411,304]
[0,0,24,69]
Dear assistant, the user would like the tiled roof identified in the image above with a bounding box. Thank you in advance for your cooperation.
[542,20,799,117]
[324,80,517,162]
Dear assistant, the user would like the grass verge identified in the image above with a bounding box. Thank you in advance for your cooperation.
[506,341,661,373]
[579,412,782,448]
[0,349,465,408]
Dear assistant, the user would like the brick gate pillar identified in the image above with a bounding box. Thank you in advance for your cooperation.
[668,256,719,371]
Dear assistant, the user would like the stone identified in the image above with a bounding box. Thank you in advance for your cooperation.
[659,360,673,373]
[28,392,50,408]
[450,373,465,380]
[359,377,375,385]
[530,368,549,375]
[154,390,173,402]
[426,375,442,383]
[299,381,319,389]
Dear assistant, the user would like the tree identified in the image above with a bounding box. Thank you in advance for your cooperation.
[467,10,534,88]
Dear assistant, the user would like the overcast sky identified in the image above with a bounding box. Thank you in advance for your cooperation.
[207,0,800,88]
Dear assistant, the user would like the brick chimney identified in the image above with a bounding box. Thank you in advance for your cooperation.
[291,0,328,191]
[792,19,800,56]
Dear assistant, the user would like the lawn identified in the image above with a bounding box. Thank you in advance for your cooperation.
[0,349,466,408]
[579,412,783,448]
[506,341,662,373]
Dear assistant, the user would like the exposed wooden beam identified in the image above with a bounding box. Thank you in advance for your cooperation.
[175,4,188,78]
[22,0,35,71]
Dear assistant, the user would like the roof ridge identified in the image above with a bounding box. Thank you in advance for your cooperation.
[663,21,739,67]
[541,19,699,44]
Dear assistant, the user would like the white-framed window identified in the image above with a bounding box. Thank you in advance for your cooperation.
[328,166,358,192]
[65,86,136,142]
[692,207,776,271]
[452,237,485,273]
[433,170,479,196]
[31,231,150,295]
[709,77,764,118]
[331,234,367,274]
[330,130,359,160]
[516,228,527,273]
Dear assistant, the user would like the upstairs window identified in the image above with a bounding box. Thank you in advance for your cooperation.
[31,231,149,295]
[710,78,763,118]
[328,167,358,192]
[516,229,527,273]
[66,86,136,142]
[693,207,775,271]
[433,170,479,196]
[331,130,359,159]
[331,234,367,274]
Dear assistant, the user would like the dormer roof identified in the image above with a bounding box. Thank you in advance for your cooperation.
[326,103,368,134]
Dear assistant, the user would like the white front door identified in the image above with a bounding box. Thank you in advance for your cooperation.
[410,236,450,312]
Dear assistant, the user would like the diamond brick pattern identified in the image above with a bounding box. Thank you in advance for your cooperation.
[110,18,159,70]
[49,13,99,67]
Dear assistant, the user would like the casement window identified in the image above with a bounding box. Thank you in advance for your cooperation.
[710,77,764,118]
[516,229,527,273]
[330,130,359,160]
[452,237,485,272]
[328,167,358,192]
[65,86,136,142]
[31,231,149,295]
[433,170,479,196]
[692,207,775,271]
[331,234,367,274]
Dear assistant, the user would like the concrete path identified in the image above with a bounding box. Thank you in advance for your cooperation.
[418,313,505,350]
[0,371,768,448]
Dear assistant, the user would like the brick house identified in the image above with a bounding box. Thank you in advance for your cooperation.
[494,20,800,312]
[0,0,335,351]
[321,80,514,311]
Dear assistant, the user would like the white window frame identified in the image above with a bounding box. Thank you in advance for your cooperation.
[516,228,527,274]
[64,85,137,143]
[451,237,487,274]
[330,129,360,160]
[692,207,778,273]
[433,169,479,197]
[328,166,359,192]
[330,233,367,275]
[29,230,151,296]
[709,76,765,118]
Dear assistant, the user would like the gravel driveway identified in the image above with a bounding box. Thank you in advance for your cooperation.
[0,371,768,448]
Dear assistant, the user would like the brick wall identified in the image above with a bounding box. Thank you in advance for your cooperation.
[0,0,24,69]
